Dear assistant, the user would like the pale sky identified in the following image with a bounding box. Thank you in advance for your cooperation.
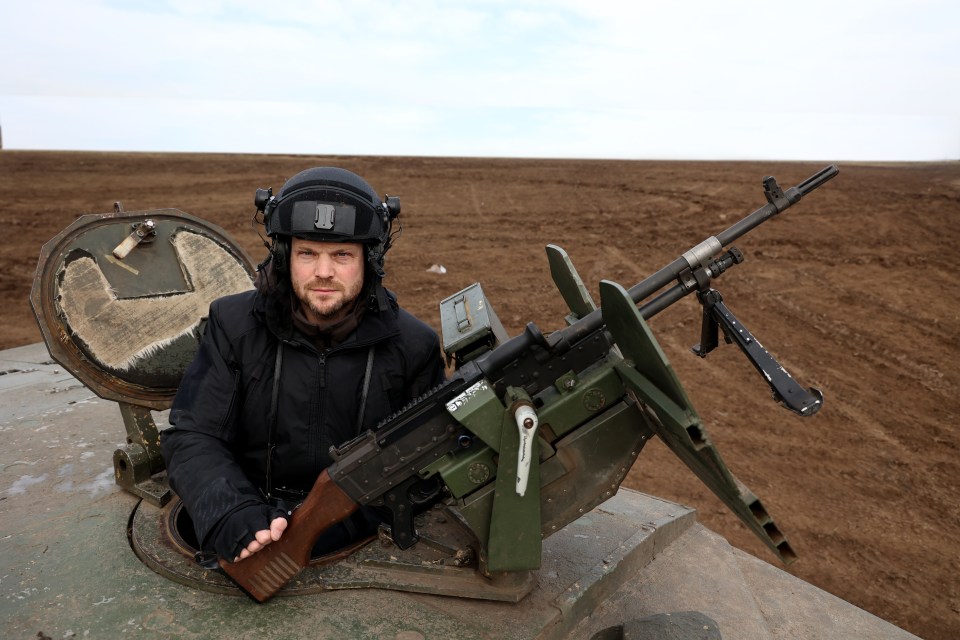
[1,0,958,161]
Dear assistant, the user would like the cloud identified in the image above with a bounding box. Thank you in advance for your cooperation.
[1,0,957,159]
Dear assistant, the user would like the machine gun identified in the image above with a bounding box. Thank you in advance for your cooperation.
[220,165,839,602]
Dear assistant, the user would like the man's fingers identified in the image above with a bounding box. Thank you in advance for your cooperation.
[270,517,287,542]
[232,524,284,563]
[233,540,261,562]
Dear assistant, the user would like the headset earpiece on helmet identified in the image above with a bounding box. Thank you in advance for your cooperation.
[252,187,290,278]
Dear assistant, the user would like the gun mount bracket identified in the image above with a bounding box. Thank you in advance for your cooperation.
[682,236,722,270]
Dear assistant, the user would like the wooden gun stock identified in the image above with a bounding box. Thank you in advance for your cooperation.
[218,469,359,602]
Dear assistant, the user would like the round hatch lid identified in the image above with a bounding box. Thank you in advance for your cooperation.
[31,209,256,410]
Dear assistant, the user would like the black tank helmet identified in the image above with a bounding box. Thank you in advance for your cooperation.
[255,167,401,311]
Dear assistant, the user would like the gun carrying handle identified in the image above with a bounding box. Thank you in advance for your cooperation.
[218,469,359,603]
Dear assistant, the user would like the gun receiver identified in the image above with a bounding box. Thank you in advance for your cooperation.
[220,165,838,602]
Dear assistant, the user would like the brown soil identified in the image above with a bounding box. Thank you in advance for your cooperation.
[2,151,958,639]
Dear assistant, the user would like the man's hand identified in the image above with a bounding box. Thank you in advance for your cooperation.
[234,517,287,562]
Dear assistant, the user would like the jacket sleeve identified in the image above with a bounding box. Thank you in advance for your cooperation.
[159,300,265,551]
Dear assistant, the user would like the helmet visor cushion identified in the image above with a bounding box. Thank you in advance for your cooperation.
[269,187,382,243]
[290,200,357,238]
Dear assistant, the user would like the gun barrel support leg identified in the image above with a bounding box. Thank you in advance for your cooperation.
[698,290,823,417]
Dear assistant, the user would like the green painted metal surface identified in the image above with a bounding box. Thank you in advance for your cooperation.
[421,444,498,500]
[599,279,796,563]
[444,379,504,452]
[545,244,597,323]
[535,356,626,439]
[487,390,542,572]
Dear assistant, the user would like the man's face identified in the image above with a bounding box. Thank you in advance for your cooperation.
[289,237,365,324]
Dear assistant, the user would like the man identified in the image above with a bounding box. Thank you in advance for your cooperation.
[160,167,446,563]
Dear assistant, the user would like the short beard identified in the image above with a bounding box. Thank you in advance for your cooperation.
[295,278,362,323]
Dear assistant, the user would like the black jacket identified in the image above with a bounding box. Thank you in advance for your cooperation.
[159,288,446,554]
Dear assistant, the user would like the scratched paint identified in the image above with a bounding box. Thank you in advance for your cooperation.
[6,474,48,495]
[445,380,489,413]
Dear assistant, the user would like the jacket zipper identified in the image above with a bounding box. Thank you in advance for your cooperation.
[302,333,397,476]
[316,350,327,473]
[318,351,327,389]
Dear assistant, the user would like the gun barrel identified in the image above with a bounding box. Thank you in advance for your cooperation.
[797,164,840,196]
[546,165,838,352]
[716,164,838,247]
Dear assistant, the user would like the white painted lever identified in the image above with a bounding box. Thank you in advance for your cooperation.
[514,404,539,496]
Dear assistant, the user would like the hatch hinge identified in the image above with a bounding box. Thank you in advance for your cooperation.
[113,402,171,506]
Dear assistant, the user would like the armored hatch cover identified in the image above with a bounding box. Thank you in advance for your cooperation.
[30,208,256,408]
[30,208,256,504]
